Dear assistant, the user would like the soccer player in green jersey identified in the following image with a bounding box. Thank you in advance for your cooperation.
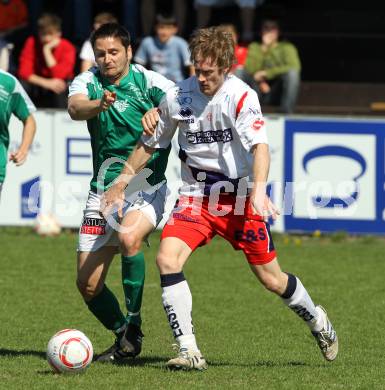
[0,69,36,200]
[67,23,174,362]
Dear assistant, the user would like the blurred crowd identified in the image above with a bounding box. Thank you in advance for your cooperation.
[0,0,301,113]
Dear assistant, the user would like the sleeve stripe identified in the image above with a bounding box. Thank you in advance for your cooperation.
[236,91,248,119]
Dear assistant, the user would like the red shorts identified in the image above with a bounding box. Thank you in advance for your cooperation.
[161,195,277,265]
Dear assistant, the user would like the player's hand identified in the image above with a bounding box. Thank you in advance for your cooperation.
[142,107,160,136]
[9,148,28,166]
[99,91,116,111]
[100,184,125,219]
[46,78,67,94]
[251,193,280,222]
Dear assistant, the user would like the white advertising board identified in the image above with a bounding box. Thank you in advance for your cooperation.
[51,111,92,228]
[3,112,384,235]
[0,111,54,225]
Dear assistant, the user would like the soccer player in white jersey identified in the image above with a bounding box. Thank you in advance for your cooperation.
[102,26,338,370]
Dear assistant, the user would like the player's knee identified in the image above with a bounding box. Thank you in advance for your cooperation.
[119,233,141,255]
[259,273,283,294]
[156,251,180,274]
[76,277,101,301]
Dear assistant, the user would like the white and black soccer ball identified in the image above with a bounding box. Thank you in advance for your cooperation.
[34,213,61,236]
[46,329,93,373]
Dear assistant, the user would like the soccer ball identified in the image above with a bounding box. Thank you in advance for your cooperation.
[46,329,93,373]
[34,213,61,236]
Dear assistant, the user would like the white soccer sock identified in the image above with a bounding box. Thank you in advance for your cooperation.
[281,274,322,331]
[162,280,199,352]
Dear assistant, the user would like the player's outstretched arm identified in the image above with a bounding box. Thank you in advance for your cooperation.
[9,114,36,166]
[68,91,116,120]
[101,141,156,217]
[250,143,279,221]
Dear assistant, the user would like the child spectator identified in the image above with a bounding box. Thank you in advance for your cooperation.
[18,13,76,108]
[134,14,193,83]
[79,12,118,73]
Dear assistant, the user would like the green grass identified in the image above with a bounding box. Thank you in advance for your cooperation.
[1,228,385,389]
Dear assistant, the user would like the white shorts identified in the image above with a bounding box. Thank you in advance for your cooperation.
[78,182,168,252]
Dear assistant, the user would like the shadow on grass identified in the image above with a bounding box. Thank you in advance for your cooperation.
[37,370,56,376]
[94,355,166,367]
[209,360,310,368]
[0,348,46,359]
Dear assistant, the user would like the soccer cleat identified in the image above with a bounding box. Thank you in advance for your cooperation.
[119,323,144,357]
[93,324,143,363]
[312,305,338,361]
[93,338,130,363]
[166,346,208,371]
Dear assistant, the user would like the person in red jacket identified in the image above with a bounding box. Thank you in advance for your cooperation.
[18,13,76,108]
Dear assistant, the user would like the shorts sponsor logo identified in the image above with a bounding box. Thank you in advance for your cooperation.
[234,228,266,242]
[186,128,233,144]
[172,212,198,223]
[80,217,106,235]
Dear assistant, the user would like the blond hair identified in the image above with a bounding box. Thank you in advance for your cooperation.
[189,26,235,70]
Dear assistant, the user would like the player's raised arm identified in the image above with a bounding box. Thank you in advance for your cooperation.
[68,90,116,120]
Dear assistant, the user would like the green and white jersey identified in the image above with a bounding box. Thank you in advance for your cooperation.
[0,70,36,182]
[68,63,174,192]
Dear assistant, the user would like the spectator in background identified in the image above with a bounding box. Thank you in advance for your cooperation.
[0,69,36,201]
[0,0,29,73]
[195,0,265,43]
[0,38,12,72]
[18,13,76,108]
[79,12,118,73]
[219,24,248,76]
[243,19,301,113]
[140,0,187,38]
[134,14,193,83]
[0,0,28,37]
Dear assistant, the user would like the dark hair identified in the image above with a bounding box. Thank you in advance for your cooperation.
[90,23,131,49]
[261,19,280,32]
[155,14,177,26]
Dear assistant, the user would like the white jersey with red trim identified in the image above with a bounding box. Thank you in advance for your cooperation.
[142,74,268,196]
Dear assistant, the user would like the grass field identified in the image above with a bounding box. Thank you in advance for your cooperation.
[1,227,385,389]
